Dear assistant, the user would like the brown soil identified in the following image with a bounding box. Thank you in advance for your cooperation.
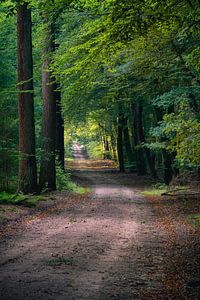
[0,160,199,300]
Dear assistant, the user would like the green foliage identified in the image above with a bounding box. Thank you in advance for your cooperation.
[86,141,102,159]
[0,11,18,192]
[140,183,167,197]
[0,192,46,207]
[65,118,105,159]
[1,0,200,189]
[56,160,85,193]
[157,105,200,168]
[188,214,200,228]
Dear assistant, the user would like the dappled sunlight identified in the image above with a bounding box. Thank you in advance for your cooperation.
[1,0,200,298]
[94,185,138,200]
[67,158,117,170]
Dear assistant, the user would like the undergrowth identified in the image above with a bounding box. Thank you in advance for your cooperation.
[0,163,86,207]
[0,192,46,207]
[188,214,200,228]
[140,183,167,197]
[56,160,86,194]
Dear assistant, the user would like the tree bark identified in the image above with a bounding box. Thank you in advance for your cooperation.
[162,150,173,184]
[39,22,56,191]
[131,102,146,175]
[17,3,37,194]
[110,131,117,161]
[122,116,134,169]
[117,112,125,172]
[133,102,157,178]
[155,107,175,184]
[55,86,65,169]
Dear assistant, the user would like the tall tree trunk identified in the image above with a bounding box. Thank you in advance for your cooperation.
[132,103,146,175]
[122,116,134,168]
[155,107,174,184]
[55,86,65,169]
[110,132,117,161]
[134,102,157,178]
[117,111,125,172]
[17,3,37,194]
[103,136,110,159]
[39,22,56,191]
[162,150,173,185]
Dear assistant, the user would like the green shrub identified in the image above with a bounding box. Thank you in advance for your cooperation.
[56,160,86,193]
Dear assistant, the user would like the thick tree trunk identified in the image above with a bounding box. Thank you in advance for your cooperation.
[39,22,56,191]
[17,3,37,194]
[117,111,125,172]
[55,86,65,169]
[134,102,157,178]
[163,150,173,185]
[155,107,174,184]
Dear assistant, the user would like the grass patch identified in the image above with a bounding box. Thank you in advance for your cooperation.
[141,184,191,197]
[65,158,74,162]
[0,192,46,207]
[140,189,167,196]
[188,214,200,227]
[140,183,167,197]
[67,182,90,195]
[56,161,90,194]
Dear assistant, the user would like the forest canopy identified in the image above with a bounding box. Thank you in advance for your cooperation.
[0,0,200,193]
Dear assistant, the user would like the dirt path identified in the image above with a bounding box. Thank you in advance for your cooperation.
[0,166,199,299]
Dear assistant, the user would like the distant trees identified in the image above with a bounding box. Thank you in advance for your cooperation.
[52,0,200,183]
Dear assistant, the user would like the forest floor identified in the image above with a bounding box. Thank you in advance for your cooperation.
[0,159,200,299]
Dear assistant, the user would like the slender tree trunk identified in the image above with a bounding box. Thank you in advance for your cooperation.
[122,116,134,168]
[117,111,125,172]
[39,22,56,191]
[105,137,109,152]
[131,102,146,175]
[104,136,110,159]
[55,86,65,169]
[17,3,37,194]
[110,132,117,161]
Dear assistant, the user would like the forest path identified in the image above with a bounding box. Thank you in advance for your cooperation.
[0,161,199,299]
